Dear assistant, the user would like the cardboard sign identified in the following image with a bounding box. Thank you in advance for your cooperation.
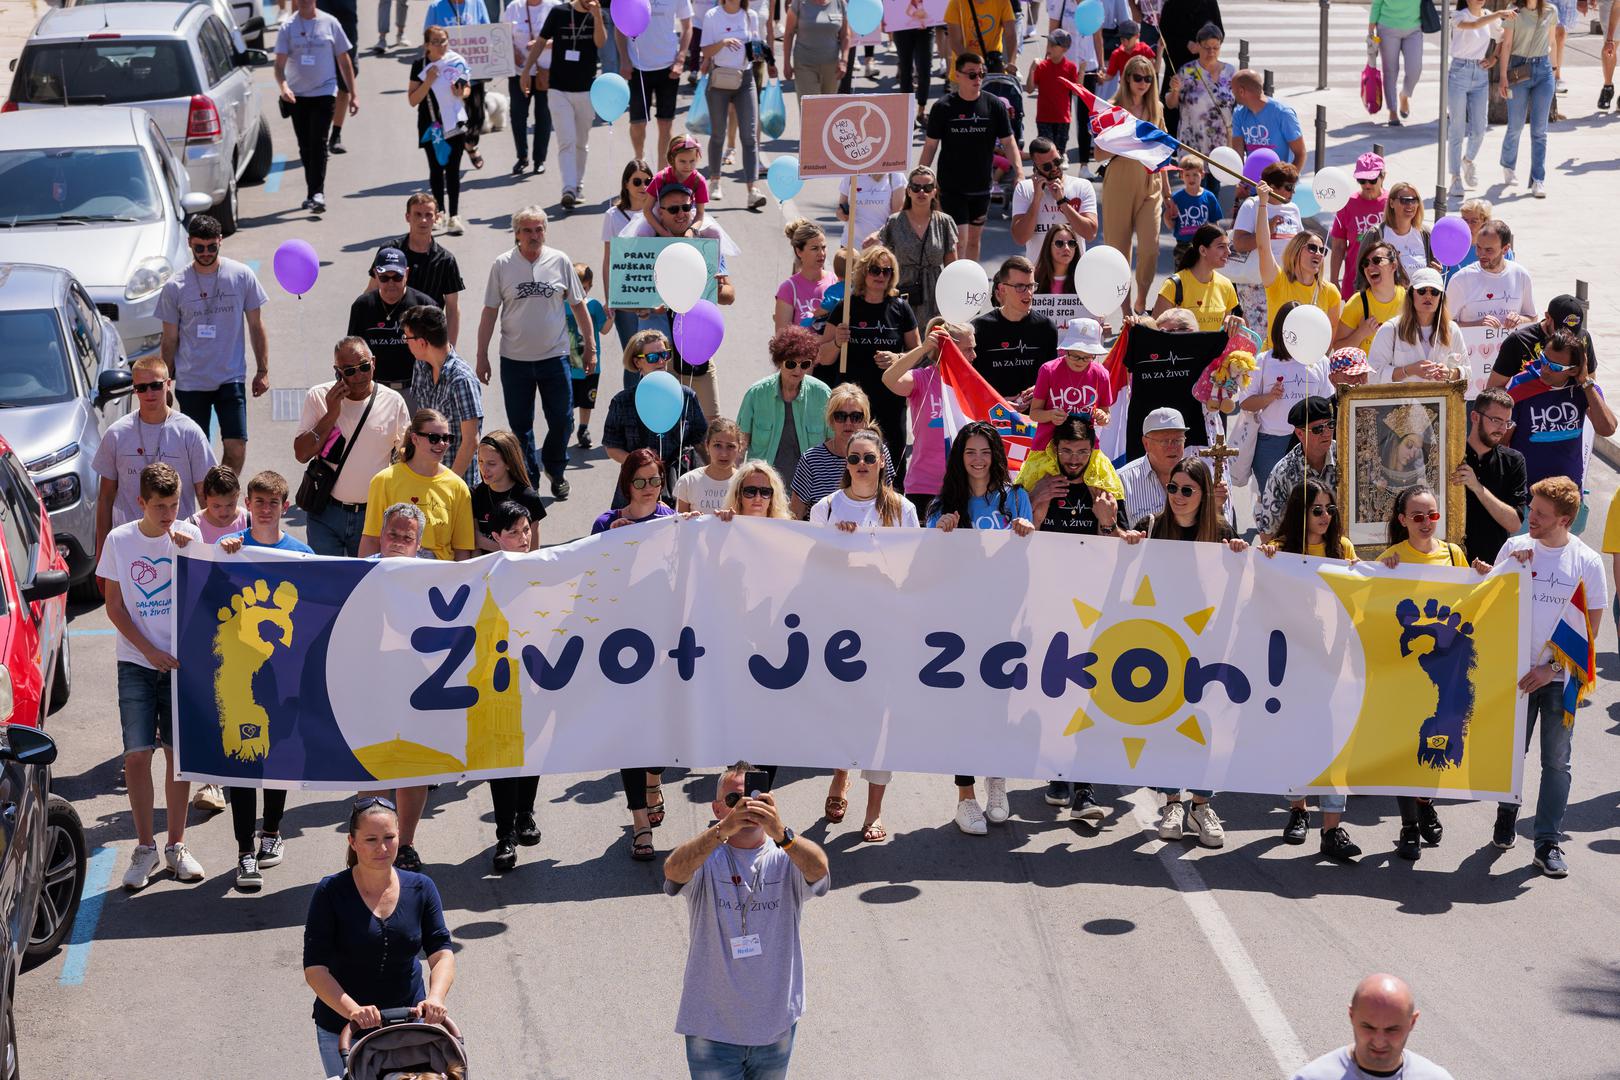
[609,237,721,307]
[797,94,913,177]
[1459,323,1511,397]
[1030,294,1090,330]
[447,23,516,80]
[881,0,949,32]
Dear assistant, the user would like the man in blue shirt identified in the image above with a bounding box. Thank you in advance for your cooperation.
[226,471,315,553]
[1505,330,1617,489]
[1229,68,1305,171]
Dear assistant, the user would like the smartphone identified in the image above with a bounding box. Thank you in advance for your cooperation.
[745,769,772,797]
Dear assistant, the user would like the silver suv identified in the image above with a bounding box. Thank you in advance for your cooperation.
[6,1,273,233]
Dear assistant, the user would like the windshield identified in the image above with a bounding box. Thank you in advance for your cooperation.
[0,310,74,407]
[14,40,199,106]
[0,147,162,226]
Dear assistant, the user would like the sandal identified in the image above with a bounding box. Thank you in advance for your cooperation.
[824,795,848,823]
[630,828,655,861]
[469,147,485,170]
[862,820,887,843]
[646,785,666,828]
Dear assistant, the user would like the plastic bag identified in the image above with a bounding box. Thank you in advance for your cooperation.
[686,75,712,136]
[760,78,787,139]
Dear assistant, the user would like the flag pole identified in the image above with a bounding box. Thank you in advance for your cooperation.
[1066,78,1250,188]
[840,173,859,374]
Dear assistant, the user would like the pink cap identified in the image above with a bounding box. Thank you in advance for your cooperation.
[1352,152,1384,180]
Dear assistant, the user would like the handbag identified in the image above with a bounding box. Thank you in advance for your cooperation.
[1507,59,1531,85]
[710,65,744,91]
[1360,41,1384,115]
[296,389,377,516]
[1419,0,1442,34]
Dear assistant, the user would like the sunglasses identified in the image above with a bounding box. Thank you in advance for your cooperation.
[630,475,664,489]
[847,452,881,465]
[630,176,650,186]
[1129,73,1153,84]
[1394,194,1421,204]
[1405,510,1442,522]
[723,790,750,808]
[190,242,219,253]
[831,410,866,423]
[1413,287,1441,298]
[1307,421,1333,435]
[640,350,672,364]
[375,271,405,283]
[1165,482,1199,498]
[1036,160,1065,174]
[781,359,814,371]
[1274,182,1297,192]
[1304,244,1327,256]
[349,795,398,825]
[867,265,894,277]
[740,485,773,499]
[1543,357,1573,372]
[1366,255,1395,267]
[663,203,695,215]
[1310,504,1337,518]
[960,69,985,80]
[417,431,452,445]
[909,182,936,193]
[1052,238,1078,249]
[1357,177,1382,186]
[336,360,373,377]
[132,380,167,394]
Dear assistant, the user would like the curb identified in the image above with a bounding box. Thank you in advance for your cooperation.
[1595,436,1620,475]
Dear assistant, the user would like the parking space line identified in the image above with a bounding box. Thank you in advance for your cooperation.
[264,154,285,195]
[58,845,119,987]
[1128,793,1307,1076]
[67,629,114,637]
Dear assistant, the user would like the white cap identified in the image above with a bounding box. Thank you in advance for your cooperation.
[1057,318,1106,355]
[1407,267,1445,292]
[1143,407,1189,434]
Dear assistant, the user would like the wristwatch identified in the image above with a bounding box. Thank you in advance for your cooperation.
[1547,659,1566,674]
[778,827,796,850]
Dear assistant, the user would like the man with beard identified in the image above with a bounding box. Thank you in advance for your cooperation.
[1444,219,1536,331]
[1453,387,1528,563]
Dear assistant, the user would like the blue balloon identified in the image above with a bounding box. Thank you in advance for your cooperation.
[589,74,631,123]
[1072,0,1104,36]
[767,156,803,202]
[634,370,684,435]
[848,0,882,35]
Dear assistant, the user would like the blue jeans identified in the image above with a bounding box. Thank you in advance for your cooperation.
[305,500,367,557]
[684,1025,796,1080]
[612,307,641,351]
[599,5,620,78]
[1285,792,1347,814]
[501,355,573,482]
[1252,431,1296,493]
[316,1025,343,1078]
[1502,682,1574,846]
[1447,59,1489,177]
[1501,56,1554,183]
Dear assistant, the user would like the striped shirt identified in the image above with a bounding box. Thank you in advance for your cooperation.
[790,443,895,511]
[1118,453,1238,530]
[410,348,485,487]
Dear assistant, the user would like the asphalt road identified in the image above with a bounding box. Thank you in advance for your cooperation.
[13,6,1620,1078]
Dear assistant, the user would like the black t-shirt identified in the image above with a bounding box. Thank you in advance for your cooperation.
[317,0,358,47]
[1120,326,1227,461]
[348,286,435,386]
[925,91,1012,196]
[541,5,600,93]
[380,234,465,308]
[471,482,548,538]
[1491,322,1599,380]
[971,309,1058,398]
[824,294,917,437]
[1462,441,1528,562]
[1038,476,1099,535]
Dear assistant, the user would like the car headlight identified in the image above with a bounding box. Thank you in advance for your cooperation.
[124,256,174,302]
[25,443,80,473]
[34,474,80,513]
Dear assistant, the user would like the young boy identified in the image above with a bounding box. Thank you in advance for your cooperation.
[1165,155,1225,262]
[675,418,746,513]
[1026,29,1080,159]
[191,465,250,543]
[488,500,535,554]
[1103,19,1156,80]
[98,463,206,891]
[568,262,609,450]
[229,471,315,553]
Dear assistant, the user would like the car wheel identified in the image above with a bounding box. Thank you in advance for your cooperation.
[213,172,239,236]
[69,573,103,605]
[241,120,273,185]
[47,631,69,715]
[3,986,16,1080]
[25,796,85,966]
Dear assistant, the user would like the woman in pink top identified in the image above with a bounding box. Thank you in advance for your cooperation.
[881,318,974,517]
[773,218,838,330]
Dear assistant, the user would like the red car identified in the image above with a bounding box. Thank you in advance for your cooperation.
[0,433,70,728]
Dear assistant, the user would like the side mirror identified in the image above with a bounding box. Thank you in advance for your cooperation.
[237,48,270,67]
[0,724,58,767]
[21,569,69,607]
[181,192,213,215]
[96,368,133,407]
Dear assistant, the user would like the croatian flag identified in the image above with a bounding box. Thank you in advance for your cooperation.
[1064,81,1179,172]
[935,335,1036,474]
[1547,580,1598,727]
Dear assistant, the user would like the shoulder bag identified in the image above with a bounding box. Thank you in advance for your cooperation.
[296,388,378,515]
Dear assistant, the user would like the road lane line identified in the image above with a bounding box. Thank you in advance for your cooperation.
[58,845,119,987]
[67,629,115,637]
[1129,793,1307,1076]
[264,154,285,195]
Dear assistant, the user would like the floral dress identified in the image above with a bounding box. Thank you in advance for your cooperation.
[1175,60,1236,155]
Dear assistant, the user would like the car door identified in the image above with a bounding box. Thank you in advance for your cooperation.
[0,469,45,731]
[197,16,250,172]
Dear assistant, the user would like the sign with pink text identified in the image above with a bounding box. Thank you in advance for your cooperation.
[882,0,949,31]
[797,94,913,177]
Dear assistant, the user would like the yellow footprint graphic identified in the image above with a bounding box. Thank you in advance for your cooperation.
[213,579,298,763]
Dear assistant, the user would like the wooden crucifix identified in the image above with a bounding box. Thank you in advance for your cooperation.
[1198,432,1240,489]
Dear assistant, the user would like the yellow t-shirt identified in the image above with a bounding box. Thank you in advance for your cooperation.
[1338,287,1407,354]
[362,461,476,561]
[1376,539,1467,566]
[945,0,1014,57]
[1603,496,1620,554]
[1265,275,1344,339]
[1306,536,1357,559]
[1158,270,1241,333]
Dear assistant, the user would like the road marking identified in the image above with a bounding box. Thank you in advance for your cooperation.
[264,154,285,195]
[67,629,115,637]
[58,845,120,987]
[1128,792,1307,1075]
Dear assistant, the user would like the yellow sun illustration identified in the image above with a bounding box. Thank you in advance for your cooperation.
[1064,575,1215,768]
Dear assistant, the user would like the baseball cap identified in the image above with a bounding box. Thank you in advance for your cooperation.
[1547,294,1585,333]
[1048,28,1072,47]
[372,247,408,276]
[1352,152,1385,180]
[1058,318,1106,355]
[1408,267,1445,292]
[1118,19,1141,37]
[1288,396,1335,428]
[1328,347,1372,376]
[1143,407,1189,434]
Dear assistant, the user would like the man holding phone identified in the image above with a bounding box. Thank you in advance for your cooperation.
[665,762,830,1079]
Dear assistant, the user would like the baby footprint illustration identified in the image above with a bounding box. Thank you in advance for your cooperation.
[212,579,299,763]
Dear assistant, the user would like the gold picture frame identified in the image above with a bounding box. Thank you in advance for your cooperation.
[1335,380,1467,556]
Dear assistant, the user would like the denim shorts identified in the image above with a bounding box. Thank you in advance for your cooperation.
[176,381,248,441]
[117,661,173,754]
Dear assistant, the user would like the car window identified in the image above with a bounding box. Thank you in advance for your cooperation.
[13,40,200,106]
[151,134,187,215]
[0,147,163,225]
[0,310,75,406]
[64,289,100,385]
[0,468,37,587]
[70,284,104,358]
[199,18,236,86]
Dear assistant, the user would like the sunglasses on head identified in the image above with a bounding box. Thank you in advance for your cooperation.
[190,242,219,253]
[417,431,452,445]
[781,359,813,371]
[908,182,936,193]
[1310,504,1337,518]
[740,484,773,499]
[132,380,167,394]
[847,452,881,465]
[1405,510,1441,522]
[832,410,866,423]
[640,350,672,364]
[350,795,397,825]
[1166,482,1199,498]
[336,360,373,377]
[631,475,664,490]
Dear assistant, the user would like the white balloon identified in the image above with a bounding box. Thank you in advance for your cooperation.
[654,242,708,313]
[1209,145,1243,181]
[935,260,992,324]
[1312,166,1354,214]
[1075,246,1132,316]
[1281,304,1333,366]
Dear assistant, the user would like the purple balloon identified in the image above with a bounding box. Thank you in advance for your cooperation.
[615,0,650,37]
[272,239,319,296]
[1431,215,1473,266]
[1242,148,1280,184]
[673,299,725,368]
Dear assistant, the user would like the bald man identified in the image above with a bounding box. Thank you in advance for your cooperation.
[1290,973,1455,1080]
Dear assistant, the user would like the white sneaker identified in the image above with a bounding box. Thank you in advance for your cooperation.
[1503,166,1517,186]
[191,783,226,812]
[1189,802,1226,848]
[164,842,205,882]
[311,192,327,213]
[954,798,988,835]
[373,35,388,54]
[1556,77,1569,94]
[235,852,263,892]
[985,778,1009,823]
[864,60,877,78]
[711,181,724,202]
[1463,158,1477,188]
[1158,800,1187,841]
[256,833,285,868]
[1449,175,1464,197]
[447,214,466,235]
[1531,179,1546,198]
[123,844,161,891]
[394,30,411,47]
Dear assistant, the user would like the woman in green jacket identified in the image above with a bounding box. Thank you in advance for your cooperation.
[737,325,832,491]
[1370,0,1426,126]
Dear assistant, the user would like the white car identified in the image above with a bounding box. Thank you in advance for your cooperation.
[0,107,213,363]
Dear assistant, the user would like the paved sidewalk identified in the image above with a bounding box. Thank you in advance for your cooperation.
[0,0,47,103]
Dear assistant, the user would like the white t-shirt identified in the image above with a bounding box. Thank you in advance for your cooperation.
[1011,175,1099,263]
[1290,1045,1455,1080]
[1451,21,1497,63]
[506,0,560,69]
[96,520,203,666]
[1366,319,1469,385]
[809,489,920,528]
[1247,351,1332,436]
[1495,534,1607,658]
[701,4,758,69]
[426,51,472,131]
[1383,225,1429,278]
[1445,262,1536,326]
[298,383,414,505]
[627,0,694,70]
[838,172,906,252]
[674,467,733,512]
[1234,197,1304,263]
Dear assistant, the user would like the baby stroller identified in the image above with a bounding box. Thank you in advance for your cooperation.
[982,71,1026,216]
[338,1008,469,1080]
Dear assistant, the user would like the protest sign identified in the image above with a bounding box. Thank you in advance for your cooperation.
[1030,294,1089,329]
[608,237,720,307]
[447,23,516,80]
[881,0,949,31]
[1459,322,1511,397]
[798,94,913,177]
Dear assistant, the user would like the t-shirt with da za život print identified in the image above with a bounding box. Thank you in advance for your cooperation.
[152,258,269,392]
[90,411,215,528]
[925,91,1014,198]
[95,519,203,667]
[971,309,1059,399]
[1494,534,1607,657]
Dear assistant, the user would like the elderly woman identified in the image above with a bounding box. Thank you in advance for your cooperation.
[601,329,708,503]
[1366,268,1469,384]
[1256,183,1344,339]
[1164,23,1236,198]
[304,798,455,1078]
[874,166,959,328]
[738,326,832,489]
[789,383,894,518]
[817,245,920,478]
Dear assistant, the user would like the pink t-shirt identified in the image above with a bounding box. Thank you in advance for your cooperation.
[905,365,947,495]
[1032,357,1114,449]
[190,507,249,543]
[646,165,710,206]
[774,270,839,326]
[1330,193,1388,296]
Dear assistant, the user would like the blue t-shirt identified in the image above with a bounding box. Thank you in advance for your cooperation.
[1232,99,1301,158]
[1170,188,1224,242]
[423,0,489,27]
[567,298,609,382]
[1506,369,1599,487]
[926,485,1034,530]
[229,529,315,553]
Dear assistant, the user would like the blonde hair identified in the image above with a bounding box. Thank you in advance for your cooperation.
[838,428,907,526]
[853,245,900,299]
[1383,182,1427,230]
[784,218,826,273]
[621,328,670,373]
[1111,55,1163,127]
[131,355,170,378]
[1281,231,1324,285]
[722,462,792,518]
[825,383,873,427]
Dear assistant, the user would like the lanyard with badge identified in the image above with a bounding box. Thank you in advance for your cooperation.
[721,845,764,960]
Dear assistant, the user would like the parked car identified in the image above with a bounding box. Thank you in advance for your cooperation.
[0,434,70,730]
[63,0,266,49]
[5,1,273,233]
[0,264,135,590]
[0,107,213,363]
